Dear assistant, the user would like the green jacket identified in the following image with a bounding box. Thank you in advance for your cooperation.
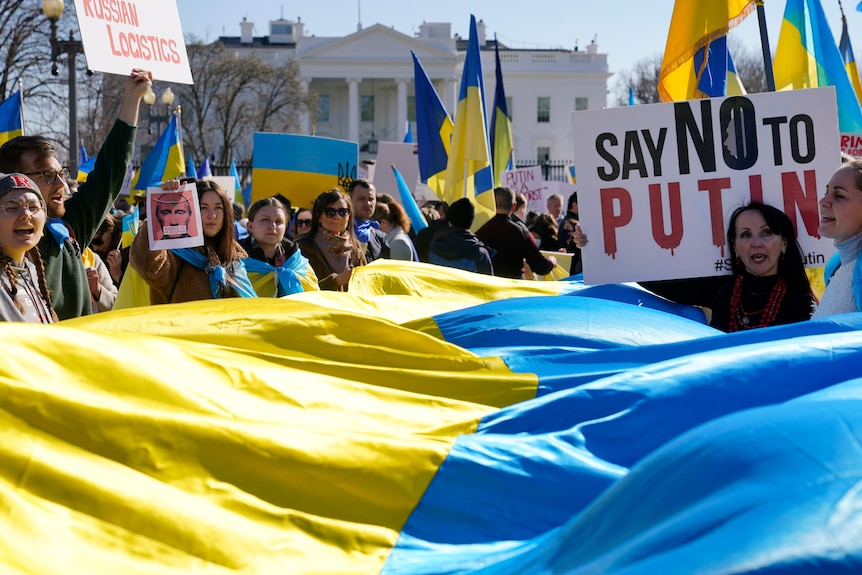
[39,120,136,320]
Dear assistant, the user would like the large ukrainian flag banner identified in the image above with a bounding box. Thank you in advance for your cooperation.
[0,90,23,146]
[658,0,755,101]
[252,133,358,209]
[4,260,862,573]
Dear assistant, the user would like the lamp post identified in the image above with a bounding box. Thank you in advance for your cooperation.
[42,0,86,179]
[143,87,175,135]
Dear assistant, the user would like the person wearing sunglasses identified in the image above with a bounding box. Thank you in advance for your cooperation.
[292,208,312,238]
[297,188,366,291]
[0,173,55,323]
[0,68,152,320]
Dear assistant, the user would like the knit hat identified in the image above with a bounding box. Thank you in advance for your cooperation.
[0,173,44,203]
[447,197,475,229]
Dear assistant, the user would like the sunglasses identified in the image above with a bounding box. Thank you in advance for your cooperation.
[323,207,349,218]
[296,219,313,227]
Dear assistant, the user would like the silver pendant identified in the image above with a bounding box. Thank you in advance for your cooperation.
[741,315,749,325]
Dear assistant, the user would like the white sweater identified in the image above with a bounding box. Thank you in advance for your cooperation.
[813,230,862,318]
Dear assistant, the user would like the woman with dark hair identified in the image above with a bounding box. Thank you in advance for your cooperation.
[90,213,128,286]
[528,213,560,252]
[374,201,418,261]
[297,188,366,291]
[574,201,815,331]
[130,179,255,304]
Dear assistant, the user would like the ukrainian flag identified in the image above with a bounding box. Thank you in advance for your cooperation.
[133,113,185,190]
[252,133,358,209]
[0,90,23,146]
[839,13,862,107]
[230,159,243,206]
[774,0,862,133]
[76,144,95,183]
[659,0,755,101]
[444,15,496,227]
[4,260,862,572]
[411,51,453,199]
[490,38,514,185]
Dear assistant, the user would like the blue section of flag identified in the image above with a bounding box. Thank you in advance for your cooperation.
[186,154,197,178]
[490,38,514,182]
[411,51,452,188]
[391,165,427,232]
[403,123,414,144]
[693,35,729,97]
[198,156,212,178]
[0,90,23,143]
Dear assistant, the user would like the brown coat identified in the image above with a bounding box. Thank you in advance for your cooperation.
[297,235,366,291]
[130,221,219,304]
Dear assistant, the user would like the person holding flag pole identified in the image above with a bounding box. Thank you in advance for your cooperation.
[0,68,152,320]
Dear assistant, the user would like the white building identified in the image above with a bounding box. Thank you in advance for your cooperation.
[219,17,610,166]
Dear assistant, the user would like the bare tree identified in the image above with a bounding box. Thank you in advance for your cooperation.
[171,40,316,165]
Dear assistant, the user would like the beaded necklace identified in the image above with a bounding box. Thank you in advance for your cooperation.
[728,274,786,331]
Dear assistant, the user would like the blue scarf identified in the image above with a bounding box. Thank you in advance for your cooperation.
[354,219,379,243]
[243,250,309,297]
[171,248,257,299]
[47,217,71,249]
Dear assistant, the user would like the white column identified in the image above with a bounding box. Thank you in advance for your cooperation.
[299,78,310,134]
[444,79,457,113]
[347,78,361,144]
[396,78,408,141]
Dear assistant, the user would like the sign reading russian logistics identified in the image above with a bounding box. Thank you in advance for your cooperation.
[74,0,193,83]
[571,87,840,285]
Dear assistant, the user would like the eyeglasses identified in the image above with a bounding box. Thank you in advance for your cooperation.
[24,168,69,185]
[2,199,43,217]
[323,207,349,218]
[296,219,313,227]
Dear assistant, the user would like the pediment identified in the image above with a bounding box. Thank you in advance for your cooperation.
[298,24,456,64]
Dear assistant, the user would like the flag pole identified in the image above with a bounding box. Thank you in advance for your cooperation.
[756,0,776,91]
[18,79,25,135]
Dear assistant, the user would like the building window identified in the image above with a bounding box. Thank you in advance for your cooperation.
[537,97,550,123]
[506,96,513,120]
[361,95,374,122]
[271,23,293,36]
[575,97,588,111]
[316,95,329,122]
[408,96,416,122]
[537,146,550,163]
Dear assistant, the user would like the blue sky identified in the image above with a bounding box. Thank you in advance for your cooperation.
[175,0,857,78]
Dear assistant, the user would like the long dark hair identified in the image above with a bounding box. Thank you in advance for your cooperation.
[727,201,810,292]
[303,188,357,241]
[194,179,246,266]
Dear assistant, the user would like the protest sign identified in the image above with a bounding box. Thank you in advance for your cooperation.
[252,133,359,209]
[373,142,420,200]
[572,87,840,285]
[146,183,203,250]
[74,0,192,83]
[499,166,544,213]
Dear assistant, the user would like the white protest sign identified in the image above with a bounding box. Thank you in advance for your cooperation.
[499,166,544,213]
[74,0,193,84]
[571,87,840,285]
[373,142,420,200]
